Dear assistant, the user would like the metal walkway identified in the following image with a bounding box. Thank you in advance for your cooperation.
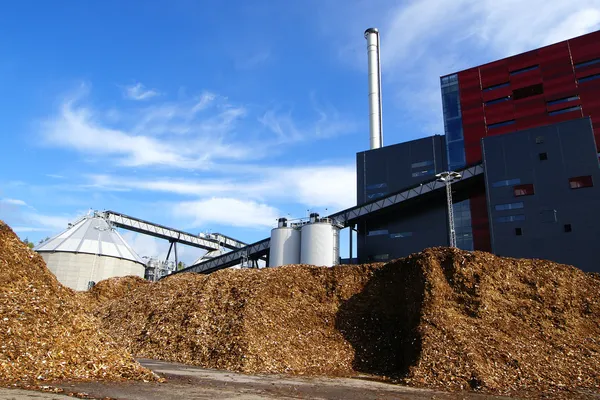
[173,163,484,276]
[101,210,247,251]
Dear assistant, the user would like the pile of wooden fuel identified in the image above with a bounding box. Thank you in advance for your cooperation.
[0,221,158,386]
[93,247,600,398]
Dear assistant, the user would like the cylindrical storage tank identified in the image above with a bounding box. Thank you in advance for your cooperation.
[300,220,340,267]
[268,219,301,267]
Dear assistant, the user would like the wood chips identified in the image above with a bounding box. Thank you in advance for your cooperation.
[0,221,158,386]
[94,247,600,398]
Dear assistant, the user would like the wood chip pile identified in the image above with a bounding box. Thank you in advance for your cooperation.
[0,221,158,385]
[95,247,600,397]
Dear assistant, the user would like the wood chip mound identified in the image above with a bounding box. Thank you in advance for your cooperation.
[87,276,150,304]
[0,221,158,386]
[94,247,600,397]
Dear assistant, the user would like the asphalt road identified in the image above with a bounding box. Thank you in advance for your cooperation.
[0,359,514,400]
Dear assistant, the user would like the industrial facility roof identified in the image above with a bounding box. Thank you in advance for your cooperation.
[34,213,144,264]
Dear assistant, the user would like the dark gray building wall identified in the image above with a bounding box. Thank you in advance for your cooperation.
[355,135,449,263]
[357,201,449,263]
[356,135,448,205]
[483,117,600,272]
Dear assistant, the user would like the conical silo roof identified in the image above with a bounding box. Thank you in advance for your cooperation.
[34,212,144,265]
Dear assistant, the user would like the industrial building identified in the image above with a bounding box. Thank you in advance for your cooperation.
[356,29,600,272]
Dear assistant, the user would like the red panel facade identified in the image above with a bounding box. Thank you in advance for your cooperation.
[444,29,600,253]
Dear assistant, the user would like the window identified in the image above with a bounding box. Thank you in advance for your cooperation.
[411,160,434,169]
[535,136,544,144]
[390,232,413,239]
[366,183,387,190]
[540,209,557,223]
[512,83,544,100]
[367,229,388,236]
[575,58,600,69]
[578,74,600,84]
[539,152,548,161]
[492,178,521,188]
[412,169,434,178]
[564,224,572,233]
[514,184,535,197]
[483,82,510,92]
[515,228,523,236]
[547,95,579,106]
[495,202,524,211]
[569,175,593,189]
[496,215,526,223]
[549,105,581,116]
[510,65,539,75]
[488,120,516,129]
[367,192,386,200]
[373,254,390,261]
[485,96,511,106]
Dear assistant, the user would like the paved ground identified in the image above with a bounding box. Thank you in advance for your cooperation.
[0,359,514,400]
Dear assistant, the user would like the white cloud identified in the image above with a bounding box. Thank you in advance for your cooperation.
[46,174,65,179]
[173,198,280,229]
[1,198,27,206]
[25,213,73,231]
[40,89,254,168]
[123,83,160,101]
[83,162,356,212]
[11,226,50,233]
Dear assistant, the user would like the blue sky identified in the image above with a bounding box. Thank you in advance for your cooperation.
[1,0,600,264]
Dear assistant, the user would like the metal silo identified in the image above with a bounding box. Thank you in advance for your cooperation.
[34,212,145,291]
[300,213,340,267]
[268,218,301,267]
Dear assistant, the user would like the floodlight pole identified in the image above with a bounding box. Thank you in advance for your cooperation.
[436,171,462,248]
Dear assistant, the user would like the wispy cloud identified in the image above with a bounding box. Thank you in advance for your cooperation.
[45,174,65,179]
[123,82,160,101]
[1,198,27,206]
[235,50,271,70]
[83,162,356,212]
[173,197,280,229]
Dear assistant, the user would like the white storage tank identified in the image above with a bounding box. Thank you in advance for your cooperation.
[34,212,145,291]
[300,213,340,267]
[269,218,301,267]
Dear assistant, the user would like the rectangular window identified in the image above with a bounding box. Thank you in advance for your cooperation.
[569,175,593,189]
[485,96,511,106]
[539,152,548,161]
[390,232,413,239]
[483,82,510,92]
[564,224,572,233]
[495,202,524,211]
[575,58,600,69]
[492,178,521,188]
[578,74,600,84]
[512,83,544,100]
[547,95,579,106]
[373,254,390,261]
[367,192,386,200]
[496,214,526,223]
[366,183,387,190]
[488,120,516,129]
[515,227,523,236]
[514,183,535,197]
[412,169,434,178]
[411,160,434,169]
[368,229,389,236]
[535,136,544,144]
[510,65,539,75]
[549,105,581,116]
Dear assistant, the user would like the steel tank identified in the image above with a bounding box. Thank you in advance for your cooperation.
[268,218,301,267]
[300,213,340,267]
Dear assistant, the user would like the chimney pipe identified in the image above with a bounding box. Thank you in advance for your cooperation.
[364,27,383,150]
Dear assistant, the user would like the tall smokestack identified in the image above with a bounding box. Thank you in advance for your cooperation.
[364,27,383,150]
